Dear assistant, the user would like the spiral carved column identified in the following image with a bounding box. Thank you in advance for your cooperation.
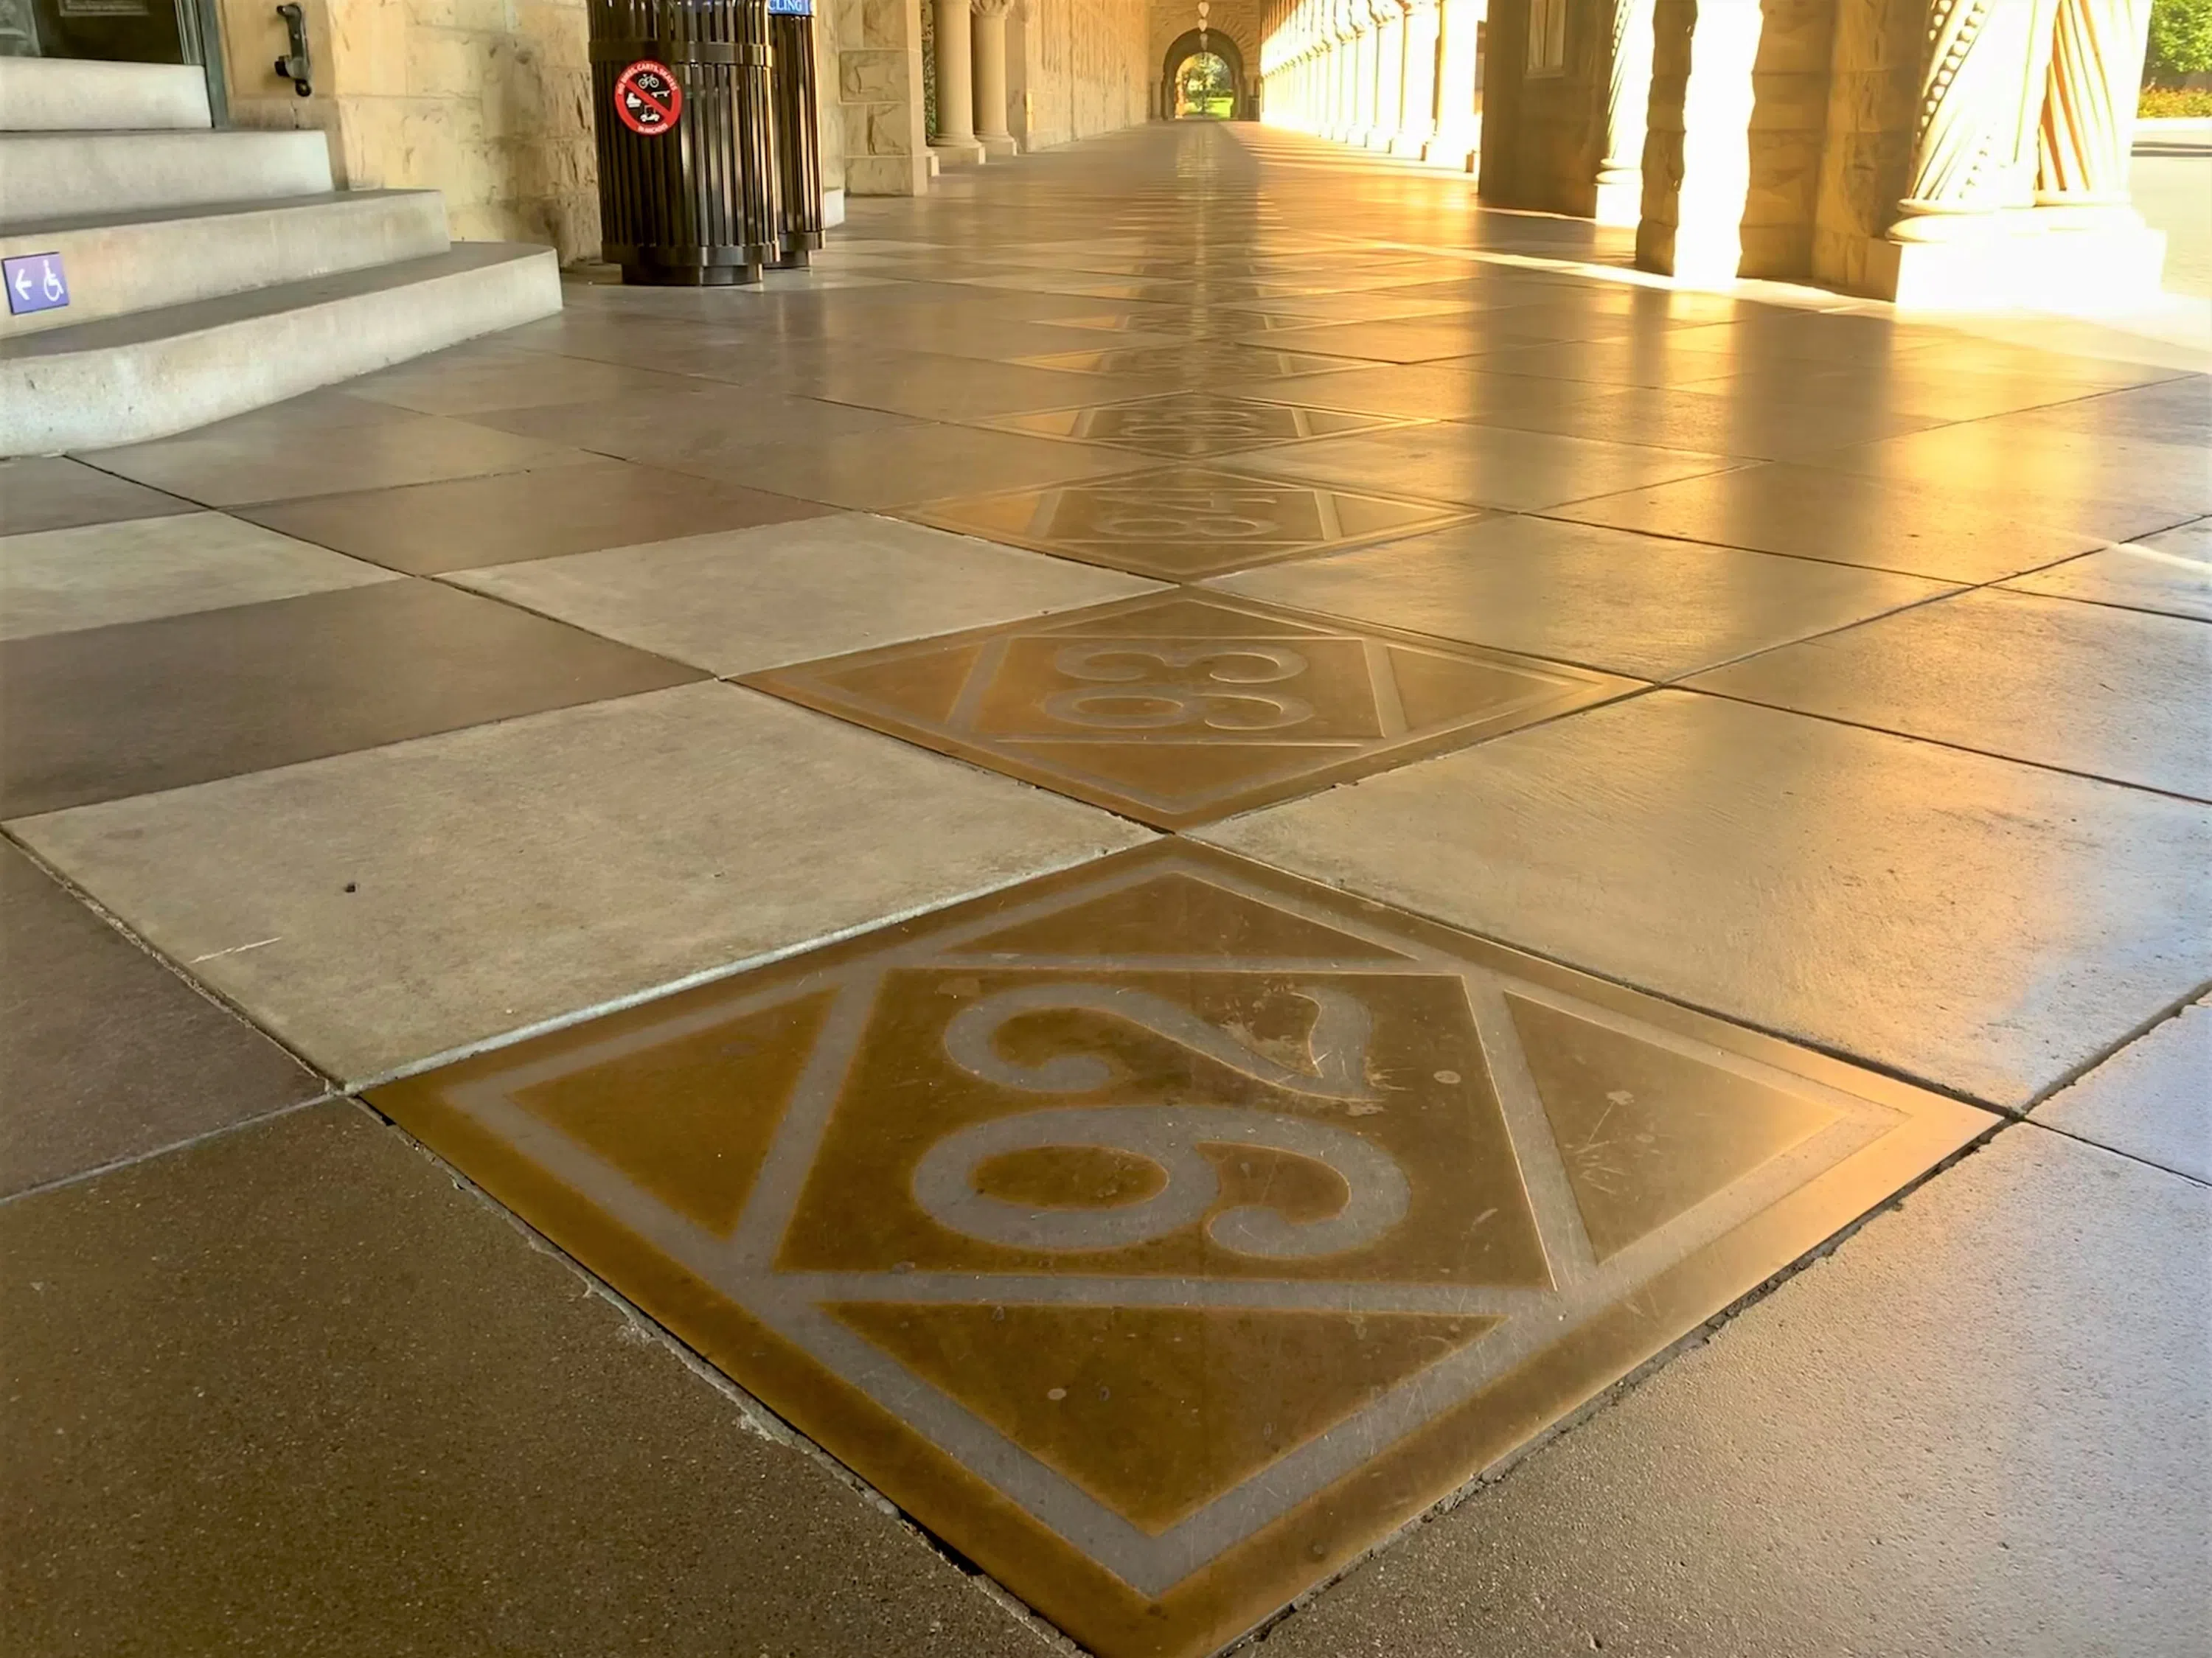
[2039,0,2153,206]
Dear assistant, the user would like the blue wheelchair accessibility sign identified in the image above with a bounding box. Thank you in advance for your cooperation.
[4,252,69,316]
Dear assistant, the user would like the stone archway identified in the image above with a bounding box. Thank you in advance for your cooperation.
[1161,28,1251,121]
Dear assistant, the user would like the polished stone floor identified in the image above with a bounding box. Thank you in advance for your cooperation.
[4,123,2208,1657]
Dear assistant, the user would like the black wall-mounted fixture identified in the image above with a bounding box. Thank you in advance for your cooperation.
[275,4,311,97]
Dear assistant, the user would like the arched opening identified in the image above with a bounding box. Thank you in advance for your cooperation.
[1174,52,1235,119]
[1160,29,1249,122]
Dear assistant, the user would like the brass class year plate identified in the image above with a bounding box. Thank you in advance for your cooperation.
[372,842,1991,1658]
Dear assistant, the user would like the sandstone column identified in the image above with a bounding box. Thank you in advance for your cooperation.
[2039,0,2152,206]
[1373,1,1408,150]
[1891,0,2053,232]
[1332,6,1358,139]
[1427,0,1482,169]
[1349,5,1376,144]
[1594,0,1655,225]
[931,0,984,166]
[1634,0,1759,285]
[970,0,1016,157]
[1393,0,1439,156]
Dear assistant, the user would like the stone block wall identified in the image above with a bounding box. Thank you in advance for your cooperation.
[1809,0,1919,291]
[1739,0,1836,276]
[831,0,928,193]
[1637,0,1834,280]
[1475,0,1609,216]
[1015,0,1150,151]
[218,0,601,258]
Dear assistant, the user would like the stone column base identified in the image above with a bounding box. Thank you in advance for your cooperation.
[1879,214,2167,310]
[979,133,1018,159]
[930,139,987,168]
[1388,131,1431,157]
[1593,169,1641,229]
[1425,130,1477,171]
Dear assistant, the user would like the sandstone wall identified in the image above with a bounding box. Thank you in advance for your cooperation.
[832,0,928,195]
[1014,0,1151,152]
[1809,0,1919,291]
[1635,0,1834,280]
[1475,0,1608,215]
[218,0,601,259]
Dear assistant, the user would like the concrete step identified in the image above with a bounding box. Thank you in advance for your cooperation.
[0,58,211,133]
[1,191,451,338]
[0,129,332,226]
[1,243,563,456]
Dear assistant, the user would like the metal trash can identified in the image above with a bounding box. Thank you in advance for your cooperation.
[767,0,824,268]
[589,0,779,285]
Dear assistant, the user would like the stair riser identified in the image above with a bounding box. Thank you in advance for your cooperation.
[0,60,211,133]
[0,130,333,226]
[2,249,563,456]
[1,193,451,338]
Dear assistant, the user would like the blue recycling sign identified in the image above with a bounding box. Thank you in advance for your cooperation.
[766,0,812,13]
[4,251,68,316]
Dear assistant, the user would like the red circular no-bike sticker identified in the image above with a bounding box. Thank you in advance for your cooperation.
[613,60,682,135]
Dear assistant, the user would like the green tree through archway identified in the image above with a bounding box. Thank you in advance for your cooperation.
[1175,51,1235,119]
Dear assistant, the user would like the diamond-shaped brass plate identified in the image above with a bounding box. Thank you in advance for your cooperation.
[372,841,1992,1658]
[974,392,1415,459]
[1010,343,1360,383]
[901,466,1477,579]
[740,590,1637,828]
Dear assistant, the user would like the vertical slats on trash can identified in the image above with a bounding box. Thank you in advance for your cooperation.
[768,0,824,268]
[589,0,780,285]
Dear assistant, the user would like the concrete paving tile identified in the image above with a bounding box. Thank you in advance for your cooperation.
[0,511,399,641]
[793,350,1173,420]
[972,390,1414,459]
[466,380,922,459]
[0,456,195,537]
[1246,316,1588,363]
[230,458,834,576]
[1197,692,2212,1109]
[11,681,1150,1082]
[0,840,321,1198]
[1207,515,1954,681]
[1262,360,1609,423]
[700,423,1156,512]
[1678,360,2179,424]
[1262,1125,2208,1658]
[0,1102,1049,1658]
[1449,383,1952,461]
[0,579,703,817]
[342,345,725,416]
[1985,373,2211,445]
[450,512,1161,676]
[1225,425,1735,514]
[1553,461,2107,582]
[2003,518,2212,621]
[1691,588,2212,799]
[2037,1002,2210,1182]
[1820,419,2211,543]
[85,413,596,508]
